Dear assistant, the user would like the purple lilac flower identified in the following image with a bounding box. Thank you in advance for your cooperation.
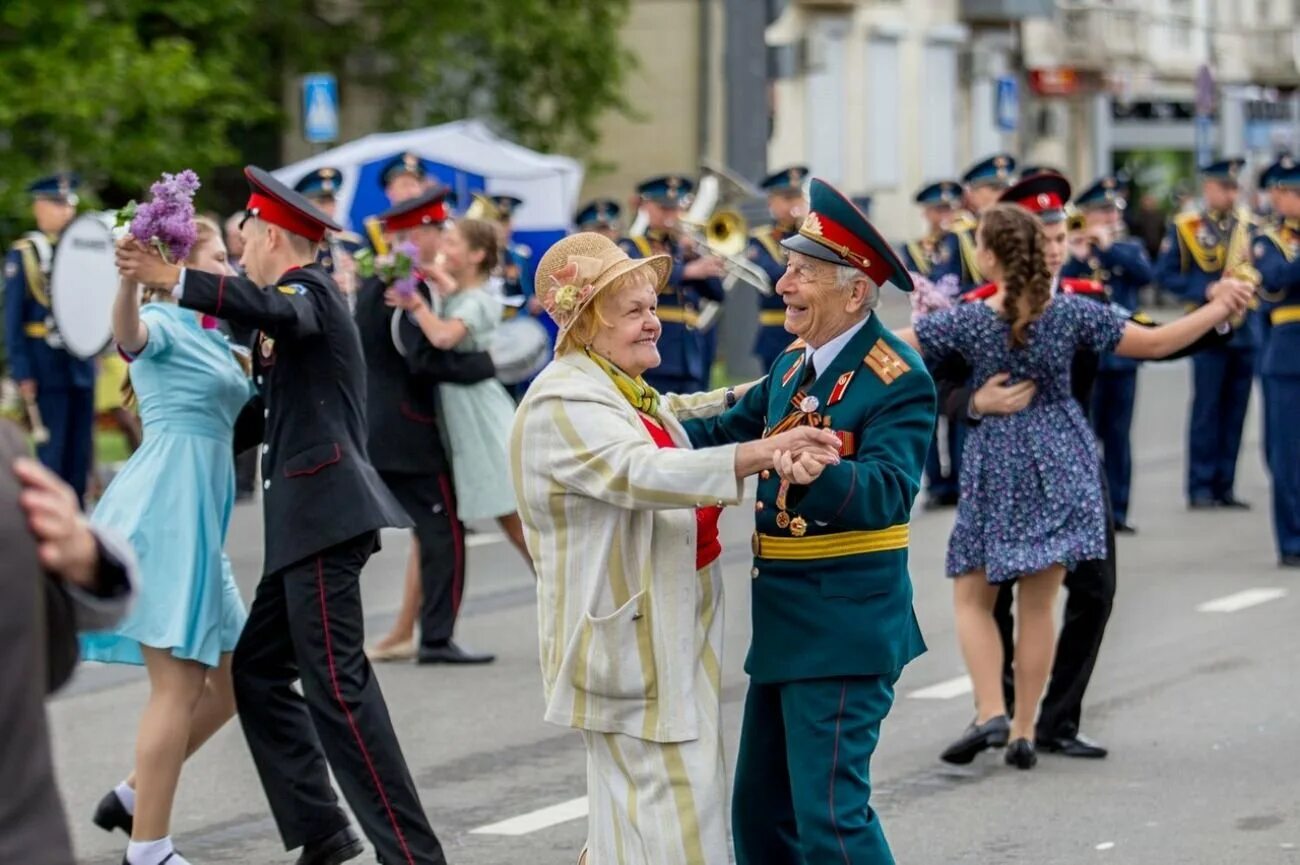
[909,272,956,322]
[129,170,201,263]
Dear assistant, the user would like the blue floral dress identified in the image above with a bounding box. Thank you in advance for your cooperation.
[81,303,254,666]
[914,294,1126,583]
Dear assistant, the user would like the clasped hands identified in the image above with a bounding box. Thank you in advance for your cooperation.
[1206,278,1255,317]
[764,426,842,485]
[115,237,180,288]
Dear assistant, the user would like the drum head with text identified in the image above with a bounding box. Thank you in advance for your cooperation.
[51,213,119,359]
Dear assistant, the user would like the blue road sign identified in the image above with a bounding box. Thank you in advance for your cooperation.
[302,74,339,144]
[995,75,1019,133]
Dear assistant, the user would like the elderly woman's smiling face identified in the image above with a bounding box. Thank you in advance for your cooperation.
[590,271,662,377]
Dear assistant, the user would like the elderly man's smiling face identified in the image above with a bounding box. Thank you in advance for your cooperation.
[774,251,875,348]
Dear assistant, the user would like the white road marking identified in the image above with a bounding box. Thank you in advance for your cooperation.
[466,532,505,548]
[907,675,973,700]
[1095,841,1116,851]
[469,796,589,836]
[1195,588,1288,614]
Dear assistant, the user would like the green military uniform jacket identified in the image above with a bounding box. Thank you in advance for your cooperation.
[684,313,936,684]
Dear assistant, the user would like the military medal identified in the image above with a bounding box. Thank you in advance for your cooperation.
[775,479,792,530]
[828,371,853,406]
[789,516,808,537]
[775,512,791,530]
[799,394,819,413]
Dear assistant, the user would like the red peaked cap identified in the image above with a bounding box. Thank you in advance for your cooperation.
[999,172,1072,222]
[244,165,342,243]
[379,186,452,232]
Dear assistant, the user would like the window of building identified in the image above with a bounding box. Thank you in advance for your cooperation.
[866,34,902,189]
[805,16,849,184]
[921,40,959,179]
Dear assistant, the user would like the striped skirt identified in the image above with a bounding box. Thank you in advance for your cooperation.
[581,566,730,865]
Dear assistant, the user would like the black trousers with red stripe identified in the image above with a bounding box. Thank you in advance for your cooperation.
[232,532,446,864]
[380,471,466,648]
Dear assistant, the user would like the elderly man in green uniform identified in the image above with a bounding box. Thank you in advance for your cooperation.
[685,178,935,865]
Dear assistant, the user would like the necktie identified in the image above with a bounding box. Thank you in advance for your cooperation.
[800,354,817,389]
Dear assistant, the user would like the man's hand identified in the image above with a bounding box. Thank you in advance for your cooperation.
[115,237,181,288]
[773,449,829,485]
[971,372,1037,417]
[1207,278,1254,316]
[13,457,98,589]
[385,287,429,314]
[682,256,726,281]
[768,426,842,466]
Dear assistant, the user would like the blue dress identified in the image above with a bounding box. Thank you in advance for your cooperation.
[81,304,254,667]
[914,295,1126,584]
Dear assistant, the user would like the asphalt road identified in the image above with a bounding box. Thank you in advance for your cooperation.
[54,301,1299,865]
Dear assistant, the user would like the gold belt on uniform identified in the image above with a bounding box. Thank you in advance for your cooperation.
[751,524,910,561]
[759,310,786,326]
[657,307,700,326]
[23,322,48,337]
[1270,306,1300,326]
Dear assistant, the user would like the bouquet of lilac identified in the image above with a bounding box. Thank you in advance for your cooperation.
[353,240,422,297]
[115,170,201,264]
[909,272,961,322]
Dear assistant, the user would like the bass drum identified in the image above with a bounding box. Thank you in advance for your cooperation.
[51,212,120,360]
[490,315,552,385]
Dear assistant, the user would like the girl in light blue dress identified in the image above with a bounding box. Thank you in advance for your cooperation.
[81,218,253,865]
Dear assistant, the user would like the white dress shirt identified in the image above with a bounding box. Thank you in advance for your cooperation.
[803,314,871,382]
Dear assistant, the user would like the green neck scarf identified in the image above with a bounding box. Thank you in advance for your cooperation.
[585,348,661,417]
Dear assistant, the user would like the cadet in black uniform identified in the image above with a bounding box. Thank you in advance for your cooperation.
[358,188,499,665]
[116,166,446,865]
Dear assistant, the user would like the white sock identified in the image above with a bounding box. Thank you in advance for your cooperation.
[126,837,180,865]
[115,781,136,815]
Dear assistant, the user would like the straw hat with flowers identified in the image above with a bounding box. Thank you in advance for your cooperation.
[534,233,672,347]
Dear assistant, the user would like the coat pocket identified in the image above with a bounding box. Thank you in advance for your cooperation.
[819,569,893,602]
[572,590,658,701]
[284,442,342,478]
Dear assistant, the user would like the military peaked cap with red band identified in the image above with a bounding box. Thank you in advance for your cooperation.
[999,172,1072,224]
[378,185,452,232]
[781,177,914,292]
[243,165,341,243]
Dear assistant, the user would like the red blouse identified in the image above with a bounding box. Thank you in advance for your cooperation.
[639,415,723,570]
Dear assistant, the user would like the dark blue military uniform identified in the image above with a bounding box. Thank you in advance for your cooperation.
[620,175,723,394]
[2,174,95,504]
[1153,157,1257,507]
[687,179,933,865]
[902,180,966,505]
[1062,176,1155,528]
[748,166,809,371]
[294,167,365,306]
[1252,155,1300,565]
[950,154,1019,291]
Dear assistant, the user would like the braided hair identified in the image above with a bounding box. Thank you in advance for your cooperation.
[978,203,1053,350]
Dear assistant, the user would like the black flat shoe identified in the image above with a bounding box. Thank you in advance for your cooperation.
[93,789,133,836]
[1280,554,1300,568]
[1114,521,1138,535]
[417,639,496,665]
[940,715,1010,765]
[1216,495,1251,510]
[123,852,181,864]
[1005,738,1037,769]
[1188,497,1218,510]
[296,826,364,865]
[1036,732,1108,759]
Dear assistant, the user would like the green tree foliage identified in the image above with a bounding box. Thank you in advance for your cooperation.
[0,0,633,224]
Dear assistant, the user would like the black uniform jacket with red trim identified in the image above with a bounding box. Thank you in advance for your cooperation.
[180,263,412,575]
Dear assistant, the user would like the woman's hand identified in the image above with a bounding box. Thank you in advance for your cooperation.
[766,426,842,465]
[773,449,829,485]
[115,237,179,288]
[385,287,428,314]
[1207,278,1254,318]
[425,259,458,296]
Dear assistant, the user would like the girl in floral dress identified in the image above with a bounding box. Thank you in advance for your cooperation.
[896,204,1253,767]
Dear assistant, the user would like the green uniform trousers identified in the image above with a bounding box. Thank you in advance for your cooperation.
[733,673,899,865]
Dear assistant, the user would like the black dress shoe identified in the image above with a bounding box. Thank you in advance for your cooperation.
[1005,738,1037,769]
[1216,495,1251,510]
[417,639,496,665]
[296,826,364,865]
[1114,521,1138,535]
[93,789,133,836]
[1036,732,1108,759]
[940,715,1010,765]
[1189,497,1218,510]
[1281,554,1300,568]
[924,492,959,511]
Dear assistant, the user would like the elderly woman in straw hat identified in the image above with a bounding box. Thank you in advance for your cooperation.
[510,233,841,865]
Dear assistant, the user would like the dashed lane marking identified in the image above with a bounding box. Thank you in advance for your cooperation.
[469,796,589,836]
[1196,588,1288,613]
[907,675,973,700]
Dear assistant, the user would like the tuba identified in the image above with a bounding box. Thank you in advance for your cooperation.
[465,193,504,222]
[676,161,775,331]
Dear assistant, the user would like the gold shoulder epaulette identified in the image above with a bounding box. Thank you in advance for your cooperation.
[1174,211,1202,229]
[864,338,911,385]
[949,212,977,233]
[750,224,773,240]
[782,338,807,354]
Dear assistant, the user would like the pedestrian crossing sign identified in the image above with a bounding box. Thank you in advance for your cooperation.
[302,74,339,144]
